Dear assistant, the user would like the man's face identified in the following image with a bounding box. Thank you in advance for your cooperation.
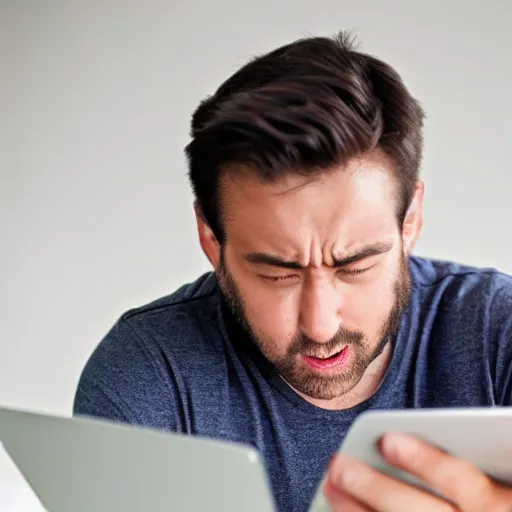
[214,152,416,403]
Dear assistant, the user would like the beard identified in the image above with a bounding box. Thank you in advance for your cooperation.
[217,251,412,401]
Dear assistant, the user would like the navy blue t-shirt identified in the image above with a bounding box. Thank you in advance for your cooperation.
[73,256,512,512]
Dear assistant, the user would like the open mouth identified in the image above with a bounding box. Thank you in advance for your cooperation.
[303,347,349,370]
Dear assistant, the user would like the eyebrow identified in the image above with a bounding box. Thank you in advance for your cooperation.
[244,241,393,269]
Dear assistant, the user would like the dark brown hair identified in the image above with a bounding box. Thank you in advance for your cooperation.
[185,31,425,242]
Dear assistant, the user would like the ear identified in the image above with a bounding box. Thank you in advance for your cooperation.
[401,180,424,256]
[194,203,221,268]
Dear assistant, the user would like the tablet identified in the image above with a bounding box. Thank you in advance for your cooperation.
[0,405,276,512]
[309,407,512,511]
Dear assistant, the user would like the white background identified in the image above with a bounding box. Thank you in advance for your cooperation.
[1,0,511,507]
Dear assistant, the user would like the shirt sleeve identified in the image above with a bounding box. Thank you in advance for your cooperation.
[73,316,179,431]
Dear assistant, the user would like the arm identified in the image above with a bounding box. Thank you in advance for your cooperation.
[73,316,178,432]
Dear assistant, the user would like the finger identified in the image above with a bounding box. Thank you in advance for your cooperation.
[323,479,373,512]
[328,453,457,512]
[379,432,494,511]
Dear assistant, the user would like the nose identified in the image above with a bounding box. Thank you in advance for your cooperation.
[298,278,341,343]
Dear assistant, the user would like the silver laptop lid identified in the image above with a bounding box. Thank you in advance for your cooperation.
[0,406,276,512]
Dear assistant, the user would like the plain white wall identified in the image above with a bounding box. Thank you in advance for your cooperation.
[1,1,511,496]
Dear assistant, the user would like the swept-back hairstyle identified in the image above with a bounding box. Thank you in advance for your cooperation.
[185,31,425,242]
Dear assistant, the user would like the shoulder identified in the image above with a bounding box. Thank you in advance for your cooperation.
[410,255,512,314]
[73,272,226,428]
[409,256,512,404]
[120,271,222,350]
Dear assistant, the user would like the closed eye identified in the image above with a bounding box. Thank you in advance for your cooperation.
[261,266,373,281]
[337,265,373,276]
[260,274,297,282]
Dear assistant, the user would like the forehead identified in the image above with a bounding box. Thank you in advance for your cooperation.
[221,153,399,258]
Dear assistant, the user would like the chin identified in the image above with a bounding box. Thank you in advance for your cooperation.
[287,371,362,401]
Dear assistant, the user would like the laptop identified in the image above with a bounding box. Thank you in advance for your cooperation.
[0,405,276,512]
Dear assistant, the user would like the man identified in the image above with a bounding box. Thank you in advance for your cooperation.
[73,31,512,511]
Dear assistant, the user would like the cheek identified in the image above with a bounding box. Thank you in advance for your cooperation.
[342,273,397,334]
[238,281,298,346]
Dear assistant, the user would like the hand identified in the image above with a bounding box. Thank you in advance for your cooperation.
[324,432,512,511]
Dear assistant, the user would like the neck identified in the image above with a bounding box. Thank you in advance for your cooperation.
[286,341,393,411]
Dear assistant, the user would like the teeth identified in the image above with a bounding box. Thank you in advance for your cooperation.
[314,352,337,360]
[317,349,344,360]
[305,347,346,360]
